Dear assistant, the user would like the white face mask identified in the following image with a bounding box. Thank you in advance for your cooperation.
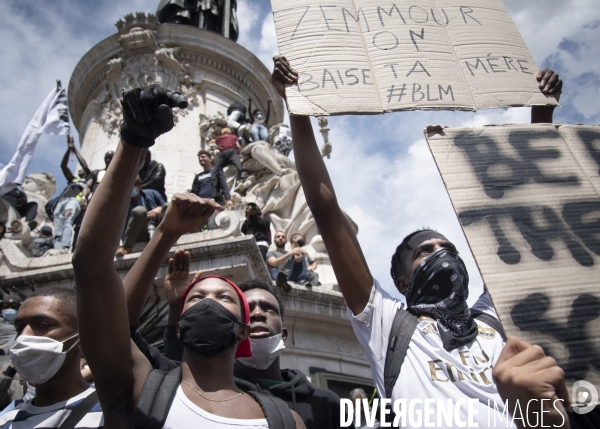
[9,334,79,384]
[238,333,285,370]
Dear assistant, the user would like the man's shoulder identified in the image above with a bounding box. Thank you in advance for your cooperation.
[141,189,162,199]
[312,386,342,404]
[266,249,285,257]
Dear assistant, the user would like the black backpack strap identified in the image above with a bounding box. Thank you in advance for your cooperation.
[247,391,296,429]
[134,367,182,429]
[471,311,507,342]
[58,390,99,429]
[383,307,419,399]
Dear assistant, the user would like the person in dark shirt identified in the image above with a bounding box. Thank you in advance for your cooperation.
[51,136,91,251]
[1,188,38,231]
[190,150,233,209]
[139,150,167,201]
[226,101,248,133]
[241,202,271,260]
[189,149,233,231]
[214,128,247,178]
[32,225,54,257]
[116,176,165,256]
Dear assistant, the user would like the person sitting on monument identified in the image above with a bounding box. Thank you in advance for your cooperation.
[0,294,22,355]
[267,232,320,291]
[226,101,248,134]
[214,127,248,179]
[0,286,102,429]
[138,150,167,202]
[32,225,54,257]
[1,187,38,232]
[190,149,234,229]
[270,57,571,428]
[46,135,91,251]
[241,203,271,260]
[72,84,306,429]
[248,99,271,143]
[116,176,165,257]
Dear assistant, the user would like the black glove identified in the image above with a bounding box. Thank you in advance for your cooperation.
[120,85,188,147]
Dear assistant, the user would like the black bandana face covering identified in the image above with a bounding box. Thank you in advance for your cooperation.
[406,248,478,351]
[178,298,243,356]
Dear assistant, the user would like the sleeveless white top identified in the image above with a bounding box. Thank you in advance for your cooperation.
[163,386,269,429]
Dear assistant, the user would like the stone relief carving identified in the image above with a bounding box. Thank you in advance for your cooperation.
[119,27,159,54]
[98,13,200,136]
[155,44,181,89]
[195,113,352,262]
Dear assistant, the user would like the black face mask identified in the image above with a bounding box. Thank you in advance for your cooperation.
[406,248,477,351]
[178,298,243,356]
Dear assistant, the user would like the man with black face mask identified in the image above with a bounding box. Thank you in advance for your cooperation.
[0,286,102,429]
[127,269,349,429]
[271,57,571,428]
[73,84,306,429]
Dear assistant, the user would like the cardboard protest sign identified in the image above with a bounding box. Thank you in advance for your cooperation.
[425,124,600,407]
[271,0,557,115]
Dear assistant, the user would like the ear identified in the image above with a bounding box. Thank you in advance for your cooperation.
[282,328,288,342]
[237,324,251,342]
[395,276,408,296]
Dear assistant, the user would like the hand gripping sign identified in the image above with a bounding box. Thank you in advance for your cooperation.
[425,124,600,407]
[270,0,556,116]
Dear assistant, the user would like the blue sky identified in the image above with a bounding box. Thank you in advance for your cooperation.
[1,0,599,300]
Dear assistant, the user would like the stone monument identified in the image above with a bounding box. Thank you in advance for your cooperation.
[0,10,374,397]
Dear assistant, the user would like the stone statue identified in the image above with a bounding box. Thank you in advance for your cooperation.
[195,114,356,266]
[156,0,239,42]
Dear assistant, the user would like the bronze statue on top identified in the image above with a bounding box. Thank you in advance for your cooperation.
[156,0,239,42]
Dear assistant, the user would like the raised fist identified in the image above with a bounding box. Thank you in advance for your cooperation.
[120,85,188,147]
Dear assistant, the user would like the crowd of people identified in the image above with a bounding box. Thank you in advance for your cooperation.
[0,98,279,259]
[0,53,595,429]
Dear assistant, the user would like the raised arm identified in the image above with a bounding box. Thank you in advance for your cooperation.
[271,56,372,314]
[123,193,220,326]
[61,138,75,182]
[73,138,145,428]
[531,68,562,124]
[265,99,272,125]
[72,85,188,428]
[69,136,91,176]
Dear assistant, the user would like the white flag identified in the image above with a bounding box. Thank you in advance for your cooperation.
[0,84,70,196]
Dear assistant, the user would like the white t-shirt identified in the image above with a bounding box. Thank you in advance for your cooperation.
[0,387,103,429]
[348,279,516,429]
[164,386,269,429]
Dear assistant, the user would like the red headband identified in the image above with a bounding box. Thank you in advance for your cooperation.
[180,275,251,358]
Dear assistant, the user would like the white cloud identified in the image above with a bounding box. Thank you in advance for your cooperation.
[236,0,261,49]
